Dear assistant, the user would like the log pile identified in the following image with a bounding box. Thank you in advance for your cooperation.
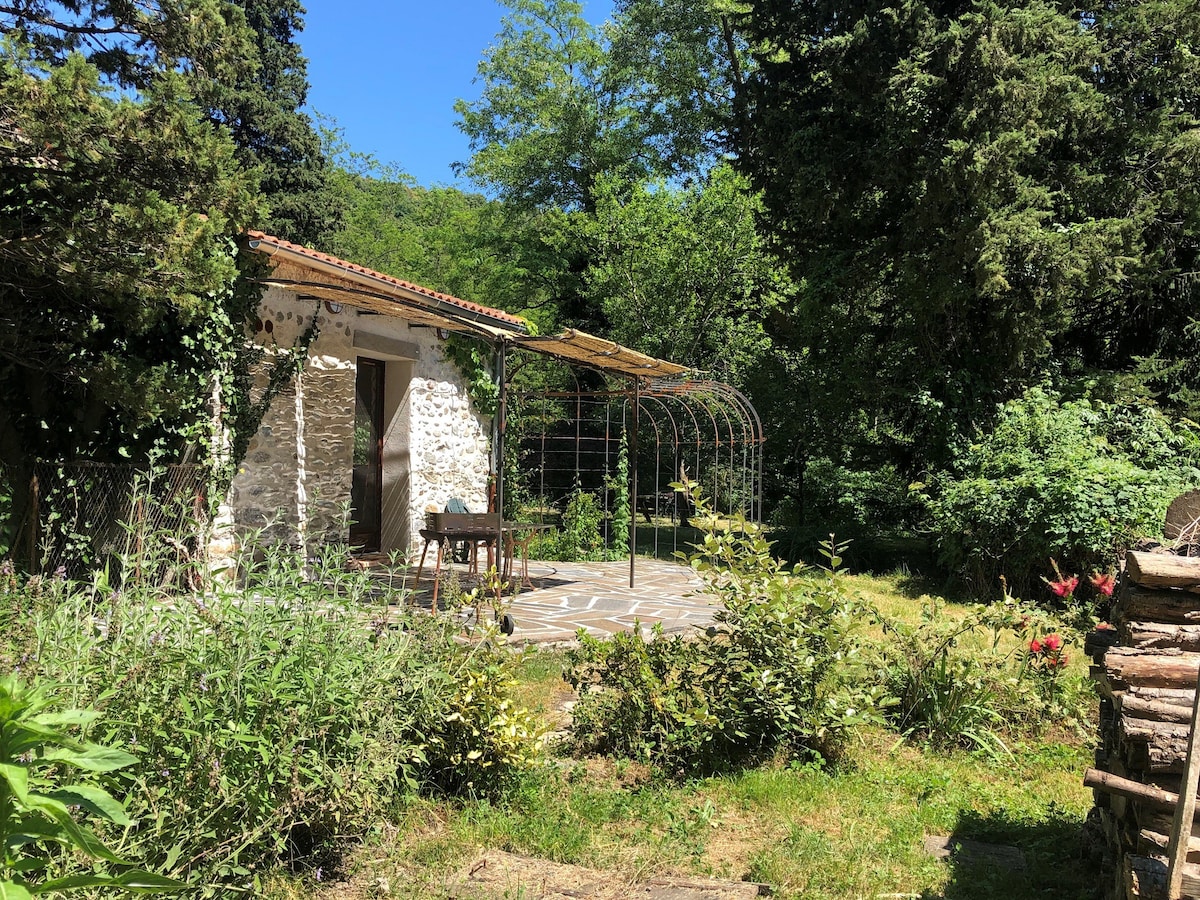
[1089,550,1200,899]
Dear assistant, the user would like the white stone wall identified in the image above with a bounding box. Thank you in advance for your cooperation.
[222,287,493,557]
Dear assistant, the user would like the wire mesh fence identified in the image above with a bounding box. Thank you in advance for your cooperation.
[3,461,209,577]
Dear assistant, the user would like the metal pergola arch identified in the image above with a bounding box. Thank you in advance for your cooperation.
[494,344,766,587]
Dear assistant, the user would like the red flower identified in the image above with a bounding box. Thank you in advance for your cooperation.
[1097,621,1116,631]
[1090,572,1116,596]
[1046,575,1079,598]
[1044,633,1063,652]
[1029,638,1043,654]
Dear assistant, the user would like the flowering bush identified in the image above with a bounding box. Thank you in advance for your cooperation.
[566,490,878,772]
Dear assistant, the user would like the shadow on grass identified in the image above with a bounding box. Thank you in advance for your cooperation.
[921,807,1103,900]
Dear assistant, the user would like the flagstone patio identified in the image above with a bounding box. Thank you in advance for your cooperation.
[399,558,718,643]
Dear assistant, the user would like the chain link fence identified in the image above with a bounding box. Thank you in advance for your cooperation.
[2,461,209,577]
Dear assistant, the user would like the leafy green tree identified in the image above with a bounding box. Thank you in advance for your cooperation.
[608,0,750,163]
[455,0,749,212]
[1087,1,1200,416]
[583,164,782,379]
[737,0,1122,453]
[455,0,642,212]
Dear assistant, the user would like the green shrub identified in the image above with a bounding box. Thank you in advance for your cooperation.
[928,387,1200,595]
[565,492,879,773]
[799,458,927,539]
[9,541,544,894]
[0,674,184,897]
[529,487,615,562]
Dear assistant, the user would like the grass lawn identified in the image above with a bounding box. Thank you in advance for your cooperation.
[267,572,1100,900]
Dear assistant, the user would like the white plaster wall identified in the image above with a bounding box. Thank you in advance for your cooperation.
[223,287,493,557]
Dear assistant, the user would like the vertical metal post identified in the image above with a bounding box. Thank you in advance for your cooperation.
[495,341,508,519]
[629,377,639,588]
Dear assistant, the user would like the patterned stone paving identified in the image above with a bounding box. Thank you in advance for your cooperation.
[500,559,717,643]
[394,558,717,643]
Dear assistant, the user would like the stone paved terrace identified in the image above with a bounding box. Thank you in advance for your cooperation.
[389,558,718,643]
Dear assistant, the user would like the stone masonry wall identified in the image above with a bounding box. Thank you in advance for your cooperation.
[223,287,492,558]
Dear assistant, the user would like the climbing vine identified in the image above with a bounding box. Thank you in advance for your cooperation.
[443,334,500,417]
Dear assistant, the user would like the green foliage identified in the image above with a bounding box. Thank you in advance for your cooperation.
[875,594,1095,756]
[209,0,343,247]
[790,458,927,542]
[604,435,630,546]
[928,387,1200,595]
[0,29,265,541]
[876,603,1020,756]
[0,675,184,897]
[732,0,1200,538]
[442,336,499,418]
[565,492,878,772]
[530,487,612,562]
[5,540,545,894]
[583,165,784,379]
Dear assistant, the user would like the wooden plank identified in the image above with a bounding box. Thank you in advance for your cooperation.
[1167,662,1200,898]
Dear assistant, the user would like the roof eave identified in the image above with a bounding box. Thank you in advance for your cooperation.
[246,234,529,337]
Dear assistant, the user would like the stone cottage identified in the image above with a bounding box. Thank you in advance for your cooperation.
[221,231,530,557]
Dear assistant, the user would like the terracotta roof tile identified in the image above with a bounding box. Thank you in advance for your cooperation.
[245,230,528,331]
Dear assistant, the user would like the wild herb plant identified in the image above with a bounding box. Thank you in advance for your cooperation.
[0,675,183,897]
[566,489,879,773]
[875,601,1020,756]
[874,589,1094,753]
[11,531,545,894]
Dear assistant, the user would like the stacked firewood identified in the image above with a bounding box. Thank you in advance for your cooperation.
[1087,550,1200,899]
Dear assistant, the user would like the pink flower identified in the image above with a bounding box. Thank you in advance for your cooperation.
[1090,572,1116,596]
[1044,633,1063,652]
[1029,639,1043,654]
[1046,575,1079,598]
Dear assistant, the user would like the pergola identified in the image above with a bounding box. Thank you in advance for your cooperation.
[247,232,765,586]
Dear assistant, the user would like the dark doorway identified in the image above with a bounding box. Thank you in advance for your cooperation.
[350,357,385,550]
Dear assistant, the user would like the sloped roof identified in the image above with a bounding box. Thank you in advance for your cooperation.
[245,230,690,380]
[515,330,688,379]
[246,230,529,335]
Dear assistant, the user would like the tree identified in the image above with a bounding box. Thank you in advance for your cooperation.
[208,0,343,246]
[735,0,1129,469]
[583,164,781,379]
[455,0,749,212]
[0,0,256,92]
[0,43,259,548]
[608,0,749,165]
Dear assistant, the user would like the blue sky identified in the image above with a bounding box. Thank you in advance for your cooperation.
[301,0,614,188]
